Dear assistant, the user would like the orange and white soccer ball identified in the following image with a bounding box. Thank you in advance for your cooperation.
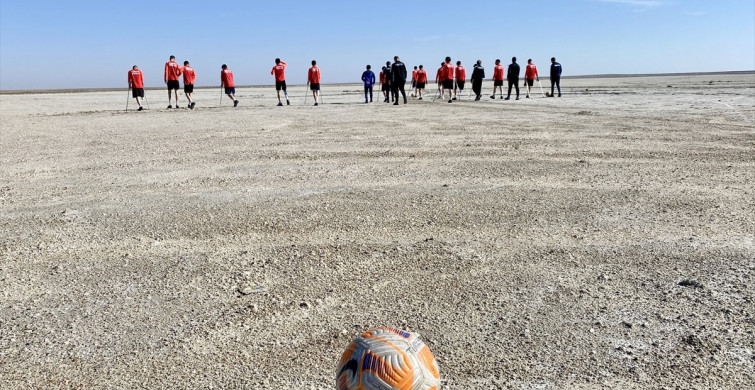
[336,327,440,390]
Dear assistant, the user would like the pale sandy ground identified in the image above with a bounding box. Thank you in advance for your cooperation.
[1,74,754,389]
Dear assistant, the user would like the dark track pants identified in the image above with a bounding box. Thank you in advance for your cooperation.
[472,79,483,97]
[392,81,407,102]
[551,78,561,95]
[507,78,519,98]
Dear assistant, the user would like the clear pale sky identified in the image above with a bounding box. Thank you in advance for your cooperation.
[1,0,753,90]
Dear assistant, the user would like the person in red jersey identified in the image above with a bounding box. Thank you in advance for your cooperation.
[411,66,418,97]
[164,55,182,108]
[127,65,145,111]
[490,59,505,99]
[308,60,321,106]
[454,60,466,100]
[220,64,238,107]
[415,64,428,100]
[182,61,197,109]
[435,62,445,98]
[442,57,455,103]
[524,59,540,98]
[271,58,289,106]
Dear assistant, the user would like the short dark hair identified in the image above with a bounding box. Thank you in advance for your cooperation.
[456,61,461,65]
[528,59,532,63]
[366,65,371,69]
[184,61,189,65]
[445,56,451,62]
[495,59,500,64]
[222,64,227,69]
[551,57,556,61]
[132,65,138,69]
[312,60,316,65]
[512,57,516,62]
[170,55,175,60]
[275,58,281,64]
[419,65,423,69]
[414,66,418,69]
[386,61,391,66]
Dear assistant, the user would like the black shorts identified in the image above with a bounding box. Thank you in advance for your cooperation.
[525,79,534,86]
[276,80,287,91]
[381,83,390,91]
[310,83,320,91]
[184,84,194,93]
[167,80,180,90]
[442,80,453,89]
[455,81,465,89]
[416,82,426,89]
[225,87,235,95]
[132,88,144,98]
[494,80,504,86]
[411,80,416,88]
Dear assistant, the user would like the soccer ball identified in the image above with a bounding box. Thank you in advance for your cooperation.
[336,327,440,390]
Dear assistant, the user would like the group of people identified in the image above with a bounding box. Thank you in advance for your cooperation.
[126,55,563,110]
[363,56,562,104]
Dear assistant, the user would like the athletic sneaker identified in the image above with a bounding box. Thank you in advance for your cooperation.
[418,97,423,100]
[515,97,519,100]
[314,102,318,106]
[137,106,143,111]
[393,102,399,106]
[490,95,495,99]
[404,97,407,104]
[191,102,196,109]
[286,100,290,106]
[365,99,368,104]
[234,100,239,107]
[558,94,562,97]
[526,95,530,98]
[452,97,457,101]
[448,99,452,103]
[277,102,283,106]
[504,97,510,100]
[167,105,172,109]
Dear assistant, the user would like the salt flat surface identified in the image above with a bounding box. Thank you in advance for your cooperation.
[1,74,754,389]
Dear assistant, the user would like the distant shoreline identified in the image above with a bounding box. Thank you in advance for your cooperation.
[1,70,752,95]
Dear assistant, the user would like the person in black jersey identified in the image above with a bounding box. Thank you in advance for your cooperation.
[505,57,520,100]
[470,60,485,101]
[391,56,408,105]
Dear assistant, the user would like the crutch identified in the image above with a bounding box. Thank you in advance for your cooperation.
[219,86,224,106]
[304,83,309,105]
[537,79,546,97]
[126,88,130,111]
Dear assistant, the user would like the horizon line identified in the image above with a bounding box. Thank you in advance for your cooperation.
[1,70,752,94]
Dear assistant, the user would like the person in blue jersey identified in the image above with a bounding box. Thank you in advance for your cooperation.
[361,65,376,103]
[550,57,562,97]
